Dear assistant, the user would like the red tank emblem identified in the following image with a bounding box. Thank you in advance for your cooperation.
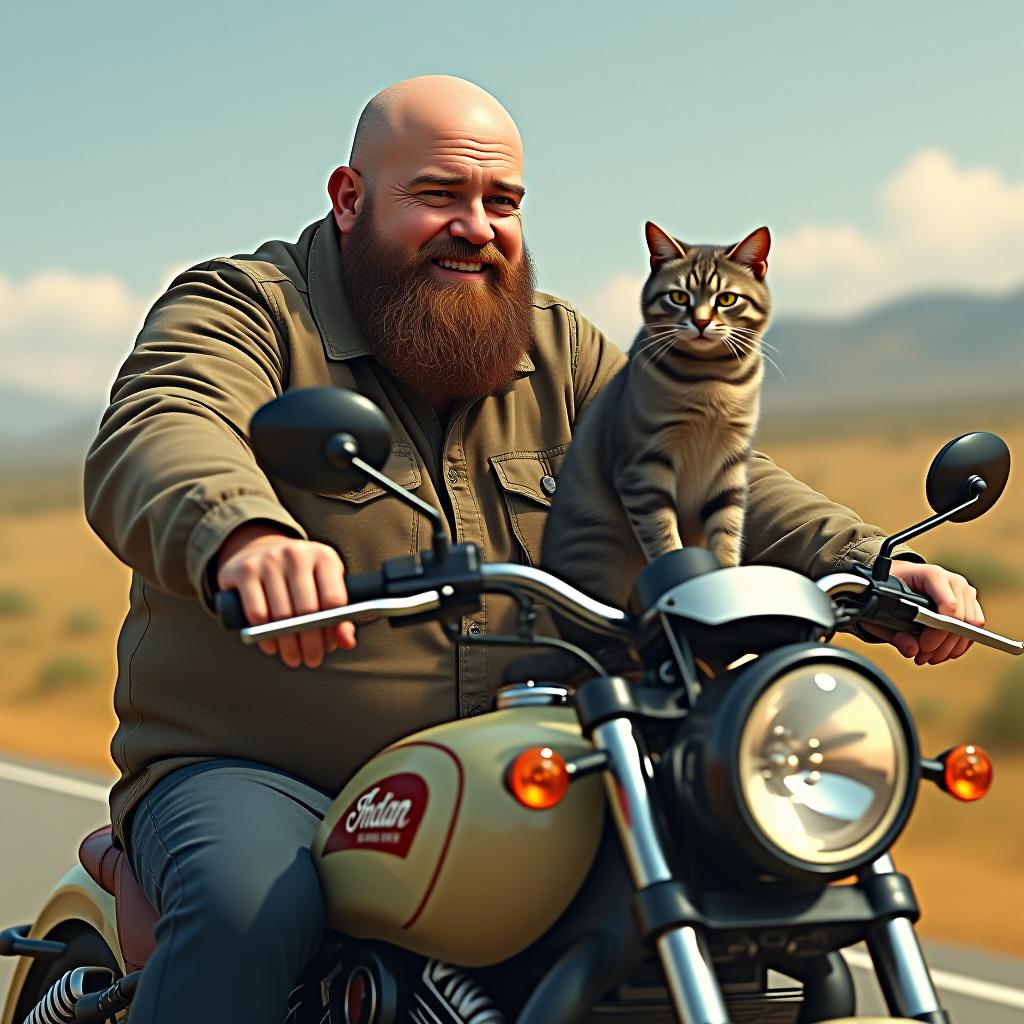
[323,773,429,859]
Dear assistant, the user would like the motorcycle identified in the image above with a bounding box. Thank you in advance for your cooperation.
[2,386,1020,1024]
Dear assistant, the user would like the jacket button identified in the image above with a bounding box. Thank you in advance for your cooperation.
[467,622,482,636]
[447,468,460,485]
[540,474,557,496]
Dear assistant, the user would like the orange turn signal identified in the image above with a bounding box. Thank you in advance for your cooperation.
[508,746,570,810]
[943,743,993,802]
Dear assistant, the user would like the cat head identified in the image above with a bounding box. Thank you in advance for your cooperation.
[639,223,772,359]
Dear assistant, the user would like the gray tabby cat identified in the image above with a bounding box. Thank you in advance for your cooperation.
[540,221,772,612]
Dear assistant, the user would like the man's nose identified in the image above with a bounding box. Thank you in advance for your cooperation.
[449,201,495,246]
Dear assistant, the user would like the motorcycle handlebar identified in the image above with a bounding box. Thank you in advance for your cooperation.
[215,562,1021,657]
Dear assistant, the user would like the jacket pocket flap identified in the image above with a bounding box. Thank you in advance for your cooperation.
[489,445,569,507]
[327,443,421,504]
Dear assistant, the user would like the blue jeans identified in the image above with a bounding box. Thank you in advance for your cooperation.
[124,759,334,1023]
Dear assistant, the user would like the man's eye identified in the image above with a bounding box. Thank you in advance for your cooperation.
[421,190,455,199]
[489,196,518,207]
[717,292,739,307]
[669,291,689,306]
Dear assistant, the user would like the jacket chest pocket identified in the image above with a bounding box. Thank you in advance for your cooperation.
[317,443,424,564]
[489,445,569,567]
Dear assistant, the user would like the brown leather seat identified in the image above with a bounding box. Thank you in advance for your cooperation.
[79,825,158,972]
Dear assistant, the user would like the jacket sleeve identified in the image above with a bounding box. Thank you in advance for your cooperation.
[569,308,628,420]
[84,261,307,604]
[745,450,922,576]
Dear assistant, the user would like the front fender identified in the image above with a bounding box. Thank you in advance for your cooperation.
[1,865,120,1024]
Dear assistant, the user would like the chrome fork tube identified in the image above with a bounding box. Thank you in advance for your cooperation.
[862,854,946,1020]
[591,717,728,1024]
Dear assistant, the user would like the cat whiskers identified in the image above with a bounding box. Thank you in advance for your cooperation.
[634,327,682,372]
[726,328,786,380]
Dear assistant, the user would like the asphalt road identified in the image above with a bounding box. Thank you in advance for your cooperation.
[1,755,1022,1022]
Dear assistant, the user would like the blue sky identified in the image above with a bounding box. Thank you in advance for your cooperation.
[2,0,1022,397]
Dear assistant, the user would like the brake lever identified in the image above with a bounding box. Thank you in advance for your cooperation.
[816,570,1023,655]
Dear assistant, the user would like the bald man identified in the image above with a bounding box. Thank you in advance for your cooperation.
[84,75,983,1021]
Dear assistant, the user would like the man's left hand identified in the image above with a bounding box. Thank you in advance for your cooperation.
[862,561,985,666]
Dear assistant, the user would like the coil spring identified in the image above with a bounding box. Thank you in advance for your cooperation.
[22,967,114,1024]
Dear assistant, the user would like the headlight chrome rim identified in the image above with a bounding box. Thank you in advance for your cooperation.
[705,645,919,881]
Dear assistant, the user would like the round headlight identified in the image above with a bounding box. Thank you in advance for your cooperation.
[694,646,919,880]
[738,662,910,867]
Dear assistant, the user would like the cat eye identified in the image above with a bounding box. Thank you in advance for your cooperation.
[716,293,739,307]
[669,290,690,306]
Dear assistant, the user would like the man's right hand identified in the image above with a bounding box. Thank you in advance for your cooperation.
[215,522,357,669]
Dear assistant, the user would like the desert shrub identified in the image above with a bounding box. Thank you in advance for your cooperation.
[32,656,99,698]
[0,589,34,617]
[63,608,102,635]
[974,662,1024,751]
[932,549,1018,593]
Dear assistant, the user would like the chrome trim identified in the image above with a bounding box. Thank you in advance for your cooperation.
[862,854,944,1018]
[644,565,837,632]
[815,572,872,598]
[239,592,442,644]
[592,716,728,1023]
[591,717,672,885]
[910,604,1023,655]
[657,928,730,1024]
[495,684,570,709]
[480,564,633,637]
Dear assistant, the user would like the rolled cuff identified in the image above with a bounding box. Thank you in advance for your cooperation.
[830,536,924,574]
[186,496,307,612]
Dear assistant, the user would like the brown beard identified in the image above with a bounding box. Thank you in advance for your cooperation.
[340,200,536,403]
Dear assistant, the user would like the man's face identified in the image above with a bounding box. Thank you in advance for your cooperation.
[339,135,535,403]
[366,136,526,280]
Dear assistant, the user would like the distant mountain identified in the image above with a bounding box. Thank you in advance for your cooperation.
[0,387,102,472]
[762,287,1023,415]
[1,287,1020,472]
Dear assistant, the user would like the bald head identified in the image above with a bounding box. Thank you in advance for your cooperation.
[349,75,522,181]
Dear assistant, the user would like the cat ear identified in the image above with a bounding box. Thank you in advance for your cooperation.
[725,227,771,280]
[645,222,688,269]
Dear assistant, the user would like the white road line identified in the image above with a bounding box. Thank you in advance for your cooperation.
[0,758,110,805]
[844,948,1024,1011]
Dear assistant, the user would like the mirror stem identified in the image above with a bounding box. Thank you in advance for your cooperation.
[348,454,450,566]
[872,476,987,580]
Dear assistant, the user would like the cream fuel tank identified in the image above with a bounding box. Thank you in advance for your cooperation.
[312,702,605,967]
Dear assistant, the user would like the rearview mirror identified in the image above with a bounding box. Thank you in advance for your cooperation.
[250,387,392,495]
[926,432,1011,523]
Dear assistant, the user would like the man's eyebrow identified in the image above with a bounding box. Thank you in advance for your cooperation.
[408,173,526,199]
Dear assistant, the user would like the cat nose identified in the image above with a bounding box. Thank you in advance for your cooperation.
[693,316,712,333]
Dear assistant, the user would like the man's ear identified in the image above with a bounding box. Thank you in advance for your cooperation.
[328,166,365,235]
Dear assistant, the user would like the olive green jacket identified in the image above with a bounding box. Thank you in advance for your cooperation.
[85,214,910,844]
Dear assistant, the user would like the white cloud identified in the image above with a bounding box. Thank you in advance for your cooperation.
[573,271,646,350]
[579,149,1024,323]
[773,148,1024,315]
[0,269,151,399]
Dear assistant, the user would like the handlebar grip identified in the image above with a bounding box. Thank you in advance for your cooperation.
[343,570,386,603]
[214,571,389,632]
[214,589,249,631]
[887,575,938,613]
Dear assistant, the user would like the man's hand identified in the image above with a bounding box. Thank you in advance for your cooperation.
[863,560,985,666]
[215,522,357,669]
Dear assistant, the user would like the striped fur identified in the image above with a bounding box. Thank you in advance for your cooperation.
[540,223,772,611]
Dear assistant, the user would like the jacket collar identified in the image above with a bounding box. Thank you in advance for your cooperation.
[307,213,535,374]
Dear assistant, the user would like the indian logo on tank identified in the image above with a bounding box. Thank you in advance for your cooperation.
[323,773,429,859]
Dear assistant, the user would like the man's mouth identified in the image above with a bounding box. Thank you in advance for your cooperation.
[431,257,489,276]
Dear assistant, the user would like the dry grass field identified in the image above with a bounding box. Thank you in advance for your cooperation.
[0,407,1022,954]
